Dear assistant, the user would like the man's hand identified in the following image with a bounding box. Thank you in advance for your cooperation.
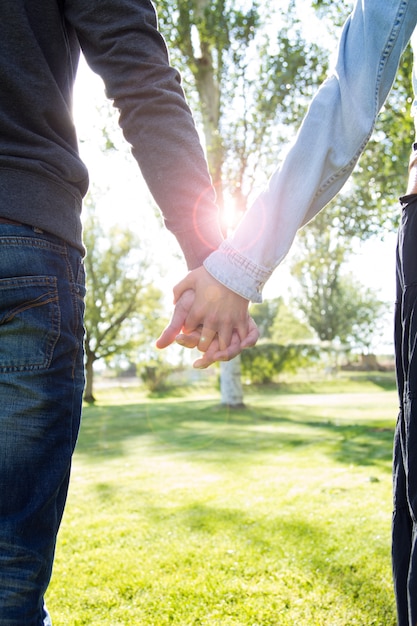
[175,317,259,368]
[156,288,195,350]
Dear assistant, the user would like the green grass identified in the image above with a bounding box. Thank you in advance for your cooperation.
[46,377,399,625]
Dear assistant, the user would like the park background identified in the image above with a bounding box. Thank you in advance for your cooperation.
[46,0,409,623]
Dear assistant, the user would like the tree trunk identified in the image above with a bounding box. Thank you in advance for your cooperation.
[189,3,242,404]
[220,356,245,408]
[84,352,96,404]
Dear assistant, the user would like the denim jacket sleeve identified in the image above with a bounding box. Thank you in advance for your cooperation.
[204,0,417,302]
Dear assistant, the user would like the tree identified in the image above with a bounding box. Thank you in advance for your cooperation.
[291,211,388,357]
[157,0,328,403]
[157,0,328,203]
[242,298,317,384]
[83,207,164,402]
[344,45,414,238]
[276,7,414,375]
[250,297,314,343]
[240,342,318,384]
[299,9,414,242]
[270,300,315,345]
[156,0,410,383]
[250,298,282,339]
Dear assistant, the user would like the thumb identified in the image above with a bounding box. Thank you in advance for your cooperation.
[173,273,196,305]
[155,289,195,349]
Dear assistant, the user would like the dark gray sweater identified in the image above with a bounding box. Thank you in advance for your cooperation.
[0,0,223,267]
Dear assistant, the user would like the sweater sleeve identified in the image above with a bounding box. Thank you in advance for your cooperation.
[65,0,223,269]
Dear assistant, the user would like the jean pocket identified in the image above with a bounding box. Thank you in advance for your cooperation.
[0,276,60,372]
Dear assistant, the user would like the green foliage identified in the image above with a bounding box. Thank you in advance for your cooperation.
[158,0,414,240]
[83,205,165,400]
[243,293,318,387]
[250,297,315,344]
[157,0,259,76]
[156,0,328,210]
[255,14,328,125]
[292,216,388,350]
[249,297,282,339]
[311,0,351,26]
[240,342,319,384]
[156,0,262,194]
[157,0,406,367]
[285,4,412,361]
[84,216,163,359]
[348,44,415,235]
[139,358,174,393]
[306,14,414,241]
[270,300,315,344]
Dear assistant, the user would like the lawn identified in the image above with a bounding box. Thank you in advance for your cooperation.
[46,376,399,625]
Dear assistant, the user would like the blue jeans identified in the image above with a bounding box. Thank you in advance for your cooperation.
[0,224,85,625]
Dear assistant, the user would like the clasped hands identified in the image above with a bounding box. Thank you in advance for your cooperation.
[156,266,259,368]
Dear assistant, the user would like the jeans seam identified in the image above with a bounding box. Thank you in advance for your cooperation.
[62,246,85,381]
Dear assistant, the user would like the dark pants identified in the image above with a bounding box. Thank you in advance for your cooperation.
[393,193,417,626]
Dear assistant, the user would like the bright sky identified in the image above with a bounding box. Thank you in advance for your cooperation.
[74,57,188,308]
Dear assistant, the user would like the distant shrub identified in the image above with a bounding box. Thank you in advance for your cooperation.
[240,343,319,384]
[139,359,173,392]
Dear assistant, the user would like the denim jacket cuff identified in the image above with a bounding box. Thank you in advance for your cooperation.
[203,241,271,303]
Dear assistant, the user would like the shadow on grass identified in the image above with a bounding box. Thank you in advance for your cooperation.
[64,494,395,623]
[76,396,395,470]
[247,371,398,395]
[168,501,393,605]
[349,373,398,392]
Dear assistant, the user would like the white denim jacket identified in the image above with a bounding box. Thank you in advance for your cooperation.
[204,0,417,302]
